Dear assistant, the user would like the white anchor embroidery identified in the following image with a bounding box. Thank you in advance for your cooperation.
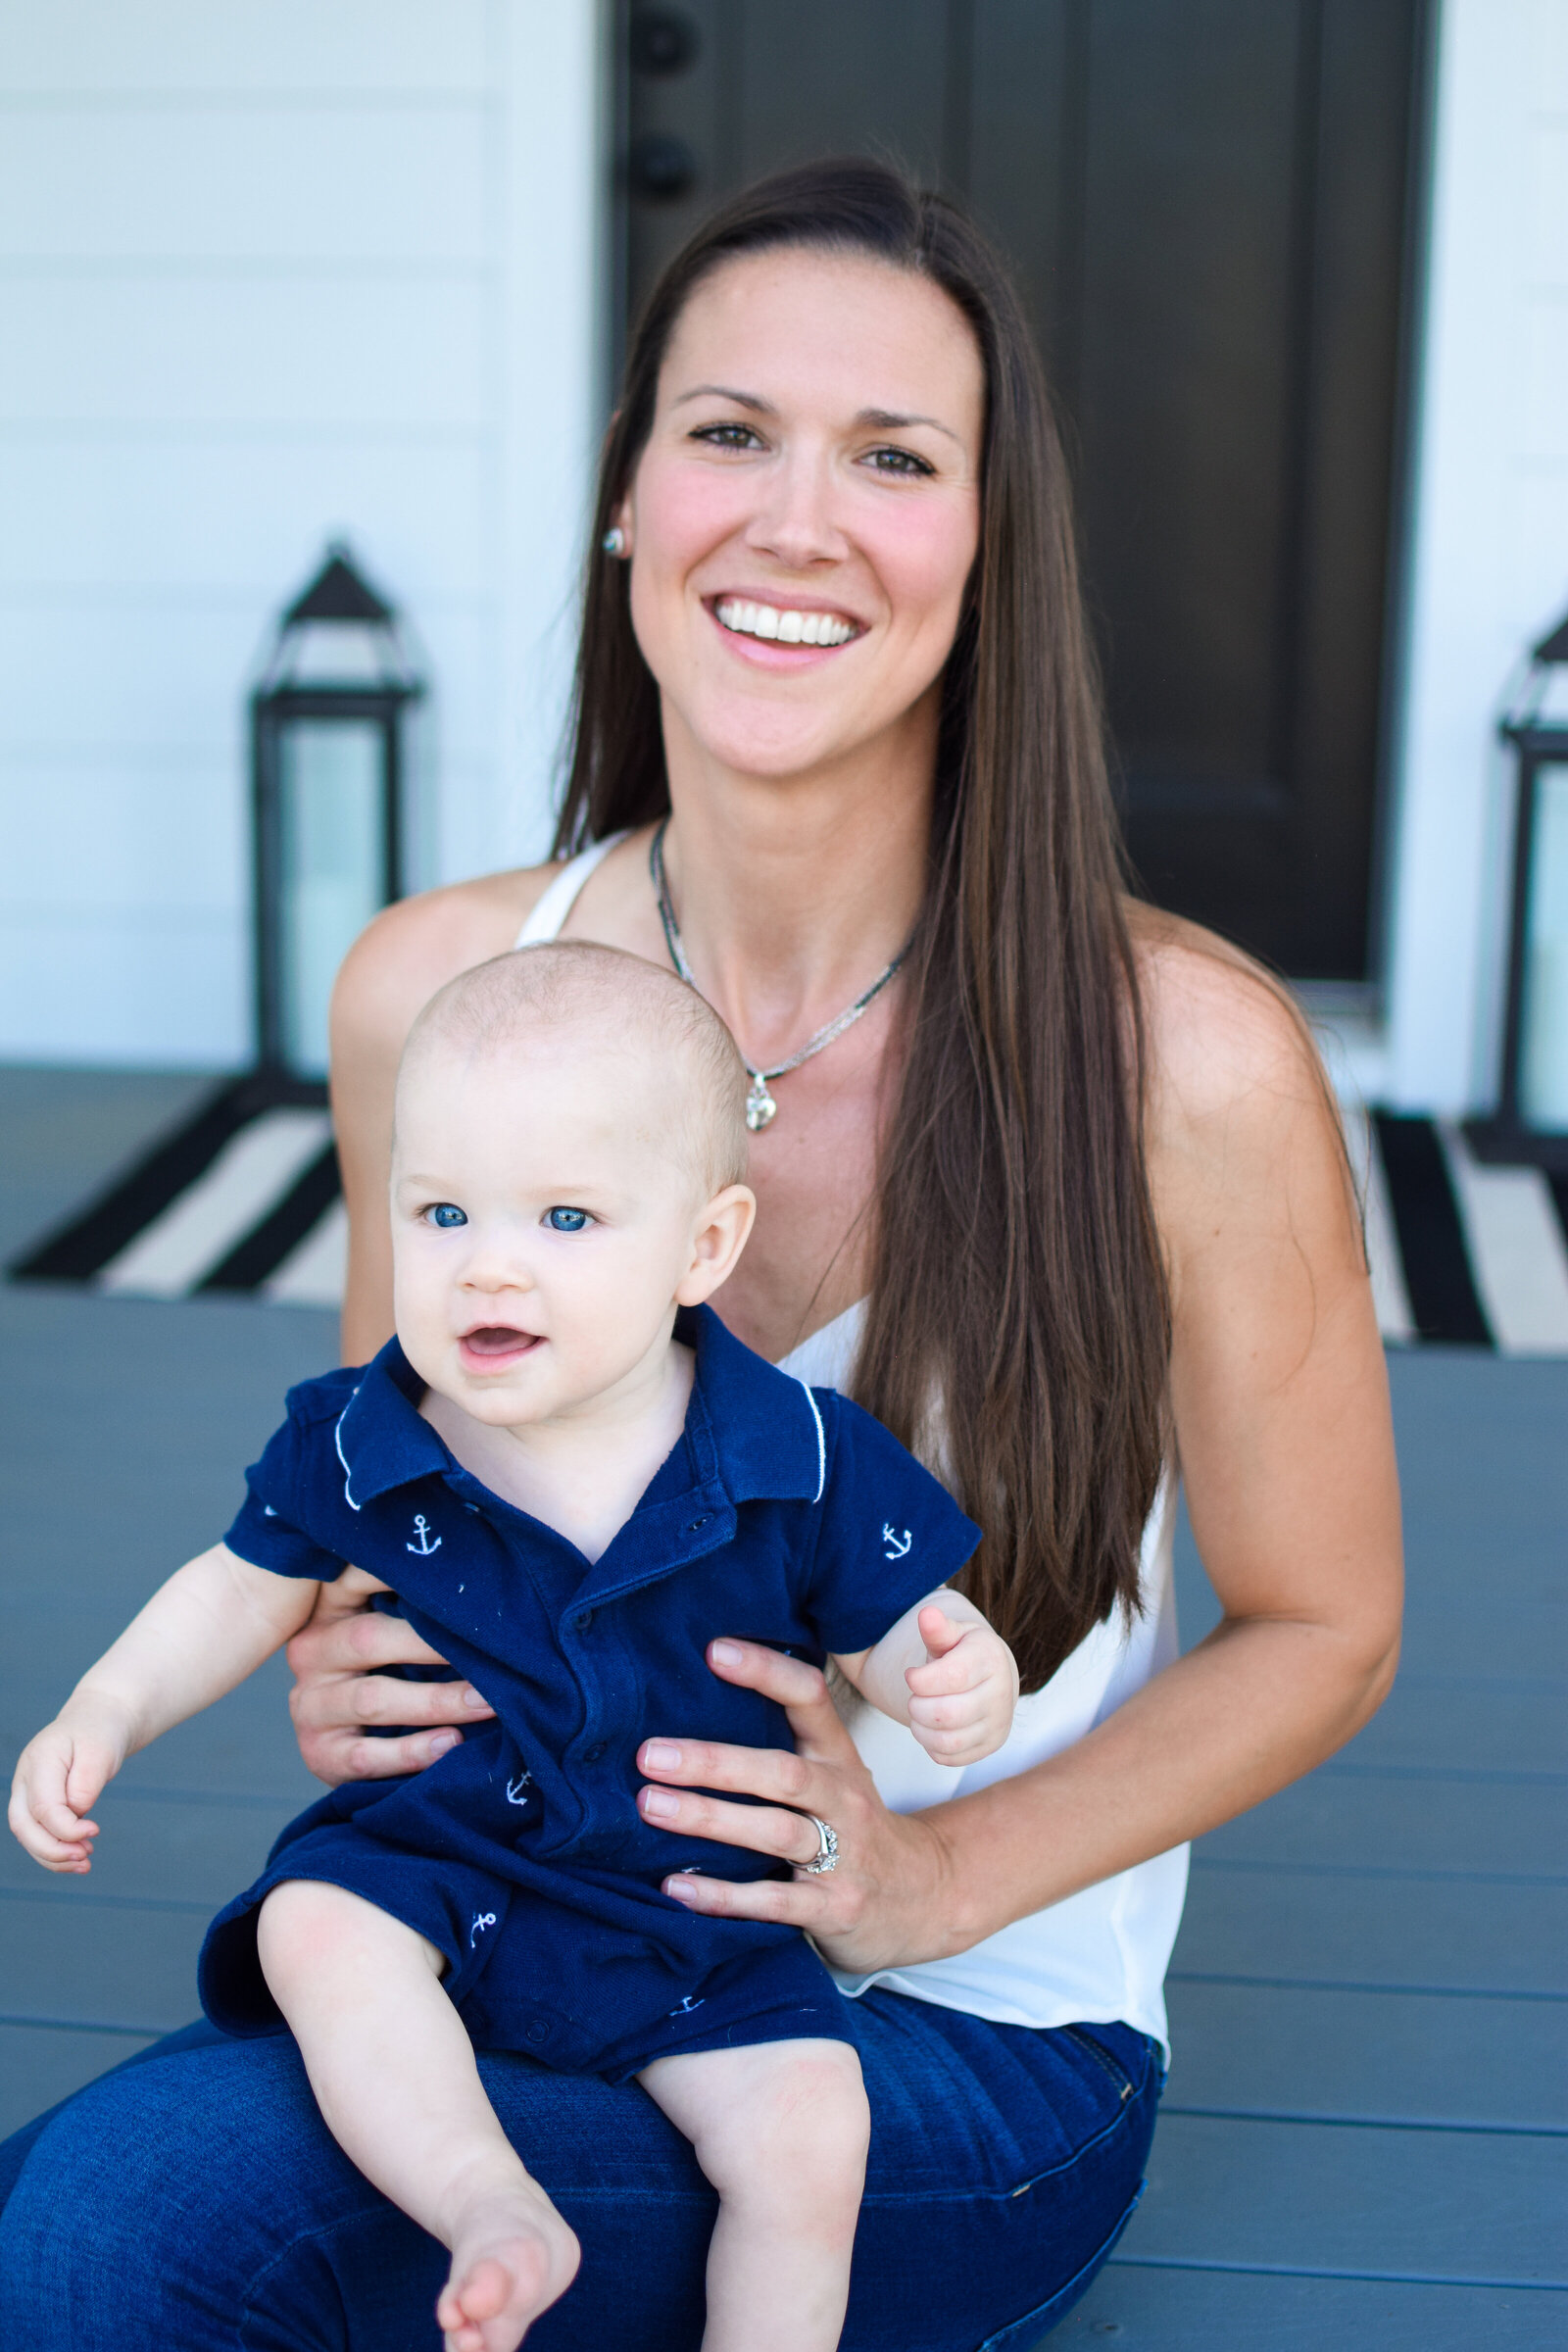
[882,1524,912,1559]
[668,1994,706,2017]
[469,1911,497,1948]
[407,1513,442,1556]
[506,1771,533,1805]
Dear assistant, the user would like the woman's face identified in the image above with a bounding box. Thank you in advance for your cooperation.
[620,246,985,789]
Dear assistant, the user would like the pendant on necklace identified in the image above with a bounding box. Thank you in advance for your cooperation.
[745,1075,778,1132]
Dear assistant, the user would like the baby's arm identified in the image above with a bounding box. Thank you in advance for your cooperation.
[833,1591,1020,1767]
[9,1545,318,1873]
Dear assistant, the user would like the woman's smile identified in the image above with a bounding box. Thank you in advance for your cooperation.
[705,592,863,669]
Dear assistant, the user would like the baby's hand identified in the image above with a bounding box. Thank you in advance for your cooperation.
[904,1606,1020,1767]
[8,1699,130,1873]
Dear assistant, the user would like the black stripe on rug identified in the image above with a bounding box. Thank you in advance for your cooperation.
[9,1070,328,1286]
[196,1140,341,1294]
[1372,1111,1493,1347]
[1548,1173,1568,1258]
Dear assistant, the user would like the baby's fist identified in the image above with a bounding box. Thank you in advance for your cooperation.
[8,1712,122,1874]
[904,1606,1020,1767]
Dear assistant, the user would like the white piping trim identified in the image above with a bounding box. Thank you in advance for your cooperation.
[796,1378,826,1505]
[334,1391,364,1512]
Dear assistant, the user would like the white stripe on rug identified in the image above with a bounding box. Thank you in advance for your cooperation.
[1439,1121,1568,1354]
[265,1195,348,1308]
[98,1109,333,1298]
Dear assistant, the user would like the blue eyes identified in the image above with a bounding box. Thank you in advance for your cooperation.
[421,1202,589,1232]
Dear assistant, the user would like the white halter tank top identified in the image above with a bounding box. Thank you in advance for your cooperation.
[517,839,1188,2051]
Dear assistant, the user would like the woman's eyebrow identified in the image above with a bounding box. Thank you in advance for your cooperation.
[672,384,961,445]
[671,383,774,414]
[856,406,962,445]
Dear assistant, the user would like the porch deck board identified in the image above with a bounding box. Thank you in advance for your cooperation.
[1,1069,1564,2342]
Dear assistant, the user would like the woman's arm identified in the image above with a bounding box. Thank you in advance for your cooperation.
[632,945,1402,1972]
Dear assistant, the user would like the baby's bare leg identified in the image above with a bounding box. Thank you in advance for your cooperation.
[257,1881,578,2352]
[638,2039,869,2352]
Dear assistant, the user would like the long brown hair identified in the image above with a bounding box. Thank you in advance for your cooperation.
[555,160,1168,1690]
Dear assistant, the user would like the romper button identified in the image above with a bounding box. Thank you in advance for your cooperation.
[583,1742,606,1763]
[687,1516,710,1533]
[525,2021,549,2045]
[571,1608,593,1631]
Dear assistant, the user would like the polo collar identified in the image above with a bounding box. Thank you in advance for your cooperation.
[331,1305,826,1515]
[675,1304,826,1508]
[331,1341,451,1510]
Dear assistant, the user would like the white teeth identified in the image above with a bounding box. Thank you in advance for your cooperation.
[715,598,856,648]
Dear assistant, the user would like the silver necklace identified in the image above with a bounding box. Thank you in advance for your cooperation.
[650,820,909,1132]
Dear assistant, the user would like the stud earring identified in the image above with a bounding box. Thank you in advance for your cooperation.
[602,526,626,558]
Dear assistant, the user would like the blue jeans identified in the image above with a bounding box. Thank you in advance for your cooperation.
[0,1995,1160,2349]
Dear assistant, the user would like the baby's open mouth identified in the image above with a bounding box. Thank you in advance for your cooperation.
[460,1327,540,1359]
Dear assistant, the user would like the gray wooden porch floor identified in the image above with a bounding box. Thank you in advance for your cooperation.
[2,1066,1564,2346]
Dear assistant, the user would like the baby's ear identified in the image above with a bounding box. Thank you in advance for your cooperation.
[674,1184,757,1304]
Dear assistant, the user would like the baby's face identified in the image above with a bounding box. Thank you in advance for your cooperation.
[391,1038,721,1429]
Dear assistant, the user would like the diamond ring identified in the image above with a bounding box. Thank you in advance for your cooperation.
[797,1814,839,1877]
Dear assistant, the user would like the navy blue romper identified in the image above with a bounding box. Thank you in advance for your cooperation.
[199,1305,980,2083]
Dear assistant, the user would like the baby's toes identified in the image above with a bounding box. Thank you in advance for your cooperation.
[438,2204,579,2352]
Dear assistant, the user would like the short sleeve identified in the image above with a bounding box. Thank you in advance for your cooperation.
[223,1408,349,1583]
[804,1394,981,1655]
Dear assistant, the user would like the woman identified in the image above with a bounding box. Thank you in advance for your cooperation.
[0,161,1400,2349]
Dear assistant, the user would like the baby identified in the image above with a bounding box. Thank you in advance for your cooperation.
[11,943,1019,2352]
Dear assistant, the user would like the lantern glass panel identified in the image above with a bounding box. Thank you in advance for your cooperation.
[278,718,384,1077]
[1521,760,1568,1130]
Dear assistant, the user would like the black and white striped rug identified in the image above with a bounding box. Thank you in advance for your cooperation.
[11,1081,1568,1352]
[11,1074,346,1308]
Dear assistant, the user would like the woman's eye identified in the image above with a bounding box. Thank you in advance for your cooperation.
[692,422,763,452]
[545,1206,590,1233]
[863,446,933,478]
[426,1203,466,1230]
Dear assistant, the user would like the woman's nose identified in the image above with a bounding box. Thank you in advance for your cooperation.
[744,446,846,571]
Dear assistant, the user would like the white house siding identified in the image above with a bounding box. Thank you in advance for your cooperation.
[3,1,1564,1105]
[1384,0,1568,1110]
[0,1,604,1068]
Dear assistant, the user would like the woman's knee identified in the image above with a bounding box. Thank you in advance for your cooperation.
[0,2035,391,2346]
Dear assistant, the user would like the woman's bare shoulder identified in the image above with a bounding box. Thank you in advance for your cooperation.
[332,863,560,1049]
[1125,901,1330,1138]
[1124,901,1361,1297]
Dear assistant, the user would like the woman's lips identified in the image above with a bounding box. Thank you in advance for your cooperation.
[705,596,862,667]
[459,1327,541,1368]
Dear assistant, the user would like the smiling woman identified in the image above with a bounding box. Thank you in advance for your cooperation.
[0,160,1400,2352]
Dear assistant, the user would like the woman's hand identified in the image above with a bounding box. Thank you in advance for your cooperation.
[285,1568,496,1787]
[636,1639,962,1976]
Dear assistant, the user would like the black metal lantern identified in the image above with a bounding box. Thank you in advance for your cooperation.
[1467,609,1568,1172]
[251,544,423,1078]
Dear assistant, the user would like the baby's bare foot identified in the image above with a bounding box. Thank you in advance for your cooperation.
[435,2184,580,2352]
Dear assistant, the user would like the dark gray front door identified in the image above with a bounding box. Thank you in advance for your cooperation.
[619,0,1428,982]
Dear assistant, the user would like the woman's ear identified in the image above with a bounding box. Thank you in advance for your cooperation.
[674,1185,757,1306]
